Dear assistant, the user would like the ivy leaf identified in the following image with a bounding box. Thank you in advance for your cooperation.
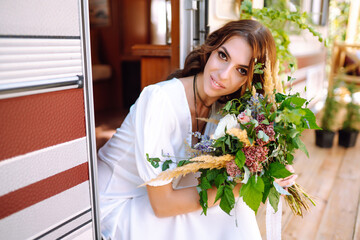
[219,185,235,215]
[146,154,160,168]
[269,162,292,178]
[162,160,173,171]
[235,150,246,169]
[240,175,264,213]
[268,187,281,212]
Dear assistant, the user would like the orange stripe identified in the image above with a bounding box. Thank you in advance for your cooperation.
[0,162,89,220]
[0,88,86,161]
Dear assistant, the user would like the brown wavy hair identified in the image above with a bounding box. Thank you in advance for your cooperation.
[167,19,276,102]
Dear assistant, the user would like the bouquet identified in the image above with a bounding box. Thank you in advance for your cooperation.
[145,57,318,216]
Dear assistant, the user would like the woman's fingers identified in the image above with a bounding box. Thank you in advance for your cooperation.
[285,165,295,173]
[274,165,297,188]
[275,174,298,187]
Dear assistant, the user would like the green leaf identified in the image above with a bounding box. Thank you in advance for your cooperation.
[288,129,299,138]
[268,187,281,212]
[280,96,306,110]
[214,185,224,204]
[146,154,160,168]
[269,162,292,178]
[286,153,294,164]
[290,97,307,108]
[199,189,208,215]
[240,175,264,213]
[257,130,269,142]
[275,93,287,103]
[254,82,263,90]
[235,150,246,169]
[302,108,321,129]
[162,160,173,171]
[206,169,220,182]
[293,135,309,157]
[269,112,277,122]
[261,119,270,125]
[219,185,235,215]
[262,176,272,203]
[200,176,212,190]
[214,173,226,188]
[224,101,232,111]
[177,160,191,167]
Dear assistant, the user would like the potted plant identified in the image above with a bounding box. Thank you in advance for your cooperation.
[315,90,339,148]
[338,84,360,147]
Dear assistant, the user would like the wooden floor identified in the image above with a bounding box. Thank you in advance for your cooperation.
[256,129,360,240]
[95,111,360,239]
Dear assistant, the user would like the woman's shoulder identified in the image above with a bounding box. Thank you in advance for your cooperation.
[146,78,181,91]
[140,78,185,103]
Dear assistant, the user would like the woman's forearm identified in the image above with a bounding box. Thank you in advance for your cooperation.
[146,182,241,218]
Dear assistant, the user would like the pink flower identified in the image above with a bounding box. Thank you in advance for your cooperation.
[243,146,269,173]
[226,160,242,177]
[237,112,250,124]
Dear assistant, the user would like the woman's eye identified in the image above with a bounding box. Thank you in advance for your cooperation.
[218,51,227,60]
[238,68,247,75]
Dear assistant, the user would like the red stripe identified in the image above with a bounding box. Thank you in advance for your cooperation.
[0,162,89,220]
[0,89,86,161]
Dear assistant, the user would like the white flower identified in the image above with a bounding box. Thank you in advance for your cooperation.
[213,114,239,139]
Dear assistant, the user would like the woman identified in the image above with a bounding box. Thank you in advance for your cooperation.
[98,19,296,240]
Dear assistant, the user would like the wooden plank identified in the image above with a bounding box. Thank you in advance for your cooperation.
[281,138,346,239]
[315,139,360,239]
[353,193,360,240]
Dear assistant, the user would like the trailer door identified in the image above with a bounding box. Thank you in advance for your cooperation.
[0,0,100,239]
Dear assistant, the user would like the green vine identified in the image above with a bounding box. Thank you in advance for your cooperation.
[240,0,325,73]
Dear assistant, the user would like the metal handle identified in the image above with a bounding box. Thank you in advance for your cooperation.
[0,75,83,95]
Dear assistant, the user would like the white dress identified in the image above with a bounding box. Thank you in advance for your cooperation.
[98,78,262,240]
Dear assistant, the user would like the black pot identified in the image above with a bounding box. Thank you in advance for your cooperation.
[338,129,359,148]
[315,130,335,148]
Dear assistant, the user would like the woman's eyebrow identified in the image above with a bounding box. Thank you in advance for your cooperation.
[221,46,249,69]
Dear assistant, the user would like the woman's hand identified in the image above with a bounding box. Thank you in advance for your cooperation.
[274,165,297,190]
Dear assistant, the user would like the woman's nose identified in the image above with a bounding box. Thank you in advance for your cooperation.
[219,65,232,81]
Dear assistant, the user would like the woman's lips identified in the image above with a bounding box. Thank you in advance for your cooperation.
[210,76,225,89]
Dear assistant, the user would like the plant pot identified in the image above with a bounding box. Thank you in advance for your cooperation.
[315,130,335,148]
[338,129,359,148]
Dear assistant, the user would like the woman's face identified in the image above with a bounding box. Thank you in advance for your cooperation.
[202,36,252,100]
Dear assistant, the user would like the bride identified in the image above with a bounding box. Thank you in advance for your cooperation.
[97,19,297,240]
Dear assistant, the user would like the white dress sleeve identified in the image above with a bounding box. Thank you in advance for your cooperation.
[132,85,178,186]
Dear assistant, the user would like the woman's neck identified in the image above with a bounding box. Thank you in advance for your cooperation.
[195,73,218,108]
